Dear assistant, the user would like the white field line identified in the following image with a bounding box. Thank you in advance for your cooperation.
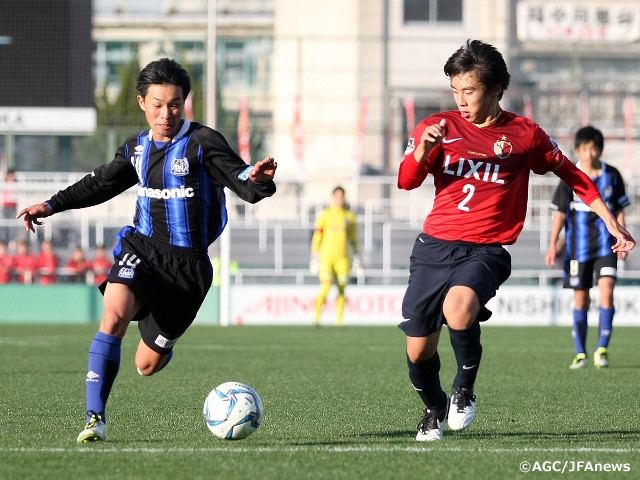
[2,446,639,454]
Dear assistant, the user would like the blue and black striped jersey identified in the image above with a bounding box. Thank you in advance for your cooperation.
[550,162,629,262]
[47,120,276,251]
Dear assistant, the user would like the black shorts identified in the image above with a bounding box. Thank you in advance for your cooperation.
[399,233,511,337]
[563,253,617,290]
[101,226,213,354]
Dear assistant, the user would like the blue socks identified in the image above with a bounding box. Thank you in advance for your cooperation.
[85,331,121,423]
[572,308,588,354]
[597,306,614,349]
[572,306,615,353]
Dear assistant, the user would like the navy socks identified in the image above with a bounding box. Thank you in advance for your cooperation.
[407,351,447,410]
[448,321,482,390]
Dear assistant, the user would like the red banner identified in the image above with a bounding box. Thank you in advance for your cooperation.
[624,96,633,176]
[353,97,368,177]
[523,94,534,121]
[580,91,590,126]
[404,97,415,133]
[238,95,251,163]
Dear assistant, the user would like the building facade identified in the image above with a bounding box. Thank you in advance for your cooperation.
[90,0,640,192]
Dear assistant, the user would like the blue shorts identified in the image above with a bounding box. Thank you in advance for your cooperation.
[101,226,213,353]
[399,233,511,337]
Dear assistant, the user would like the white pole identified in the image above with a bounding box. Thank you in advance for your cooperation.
[206,0,216,128]
[207,0,231,326]
[219,226,231,327]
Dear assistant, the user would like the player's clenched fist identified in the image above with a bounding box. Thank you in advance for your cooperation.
[415,118,447,163]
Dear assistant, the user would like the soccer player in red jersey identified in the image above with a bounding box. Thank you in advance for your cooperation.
[397,40,635,442]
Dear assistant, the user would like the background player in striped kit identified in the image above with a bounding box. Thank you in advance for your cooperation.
[17,58,278,443]
[545,125,630,369]
[397,40,635,442]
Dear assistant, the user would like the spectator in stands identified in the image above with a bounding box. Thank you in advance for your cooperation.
[91,245,112,286]
[36,239,60,285]
[13,238,37,284]
[1,170,18,243]
[66,245,92,283]
[1,169,18,217]
[545,125,630,370]
[396,40,634,443]
[0,240,13,284]
[16,58,277,444]
[309,186,361,326]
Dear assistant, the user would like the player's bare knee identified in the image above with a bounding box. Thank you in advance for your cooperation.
[136,362,156,376]
[406,334,439,363]
[443,304,476,329]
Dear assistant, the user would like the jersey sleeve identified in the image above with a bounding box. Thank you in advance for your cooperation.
[611,167,631,211]
[397,119,442,190]
[199,127,276,203]
[525,126,564,175]
[310,210,326,253]
[551,158,601,206]
[525,125,601,206]
[47,145,139,213]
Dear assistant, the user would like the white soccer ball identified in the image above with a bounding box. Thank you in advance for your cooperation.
[203,381,263,440]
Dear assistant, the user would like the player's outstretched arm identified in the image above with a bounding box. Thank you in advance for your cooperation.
[16,202,54,233]
[249,156,277,183]
[589,197,635,253]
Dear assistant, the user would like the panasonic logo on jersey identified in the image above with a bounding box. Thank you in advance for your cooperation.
[138,185,195,199]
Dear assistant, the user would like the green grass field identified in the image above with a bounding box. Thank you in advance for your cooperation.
[0,323,638,480]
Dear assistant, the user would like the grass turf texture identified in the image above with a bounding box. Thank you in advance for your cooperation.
[0,324,638,480]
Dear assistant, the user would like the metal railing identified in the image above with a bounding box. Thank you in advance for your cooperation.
[2,173,640,285]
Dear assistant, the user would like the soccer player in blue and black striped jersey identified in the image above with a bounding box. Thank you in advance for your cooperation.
[17,58,278,443]
[545,125,630,370]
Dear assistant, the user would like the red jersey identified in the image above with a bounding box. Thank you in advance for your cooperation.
[91,257,112,285]
[398,110,601,245]
[0,254,13,283]
[66,258,93,283]
[37,253,59,284]
[14,253,38,283]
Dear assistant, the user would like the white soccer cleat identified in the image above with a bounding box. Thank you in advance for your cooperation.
[594,348,610,369]
[77,412,106,443]
[569,353,587,369]
[416,398,449,442]
[448,386,476,431]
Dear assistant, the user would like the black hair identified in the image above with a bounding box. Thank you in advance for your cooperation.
[574,125,604,151]
[136,58,191,99]
[332,186,345,195]
[443,39,510,100]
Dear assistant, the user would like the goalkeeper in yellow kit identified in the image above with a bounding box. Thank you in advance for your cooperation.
[310,186,361,326]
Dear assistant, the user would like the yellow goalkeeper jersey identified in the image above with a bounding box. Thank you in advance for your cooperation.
[311,206,358,262]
